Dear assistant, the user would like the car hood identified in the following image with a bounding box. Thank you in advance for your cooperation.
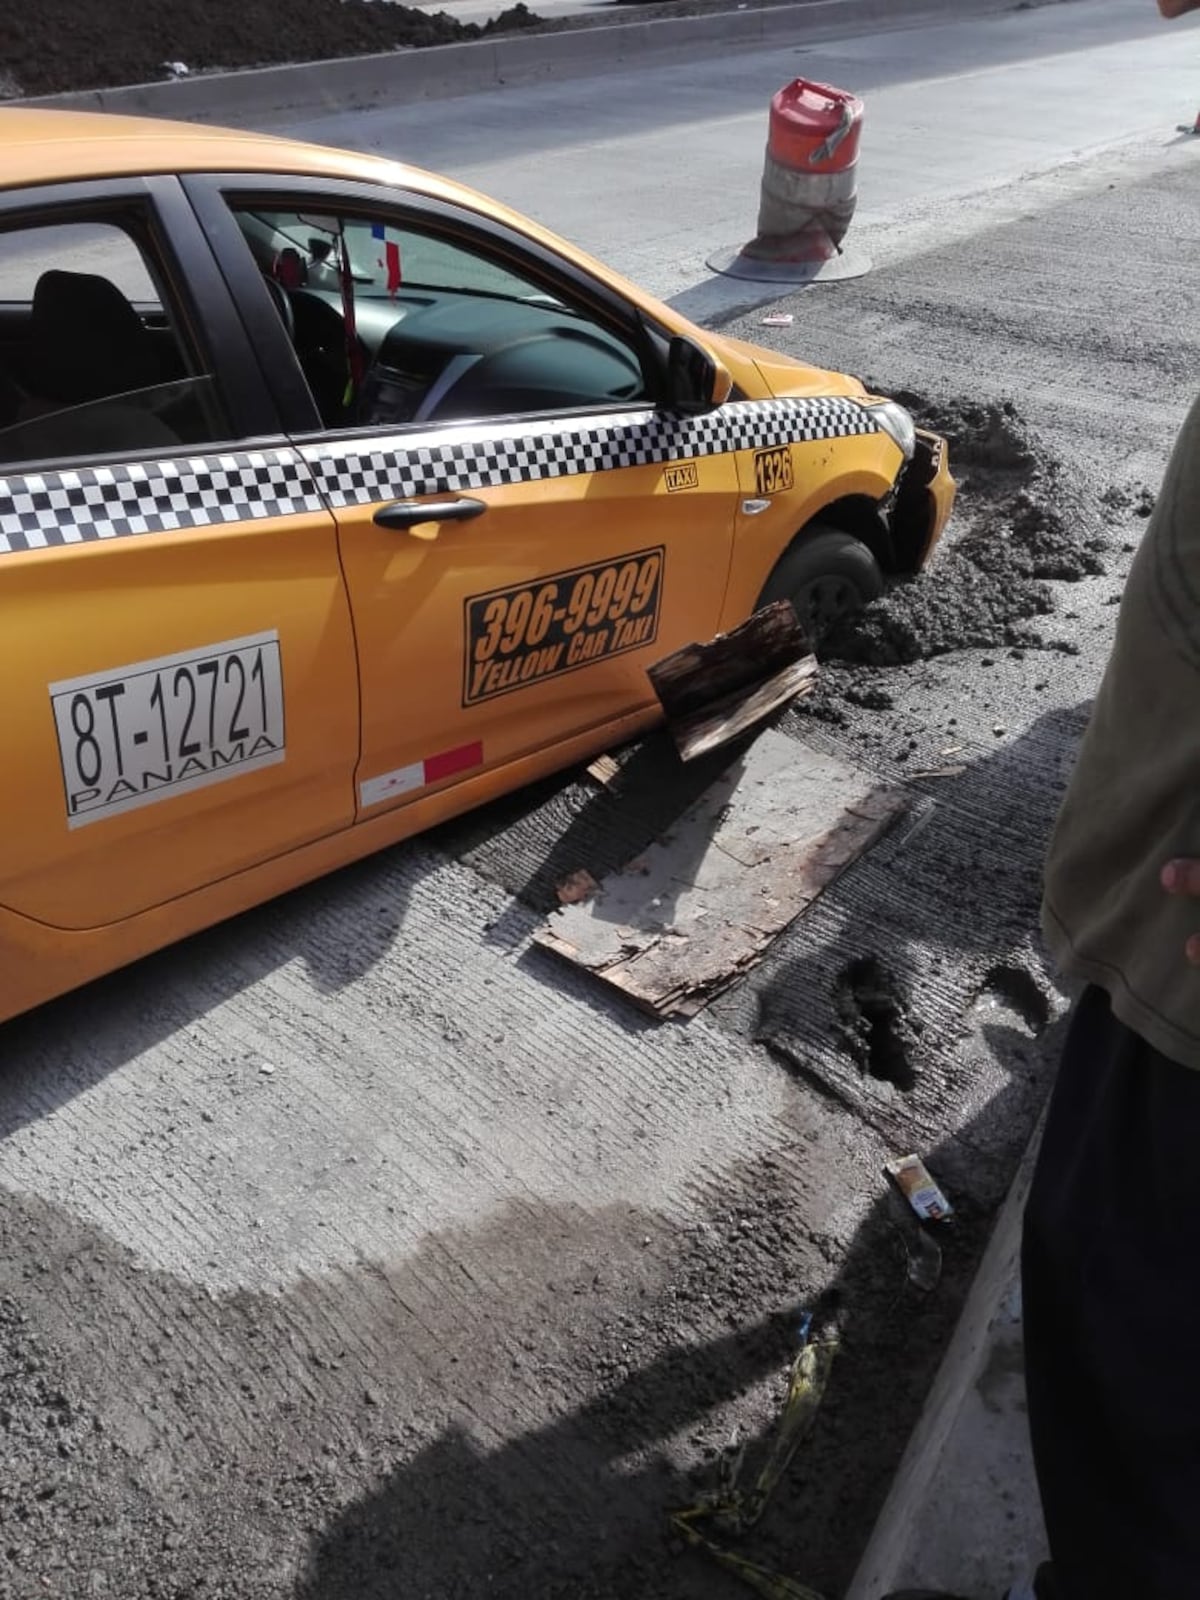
[707,332,871,403]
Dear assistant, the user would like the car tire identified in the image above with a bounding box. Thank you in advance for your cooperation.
[755,526,884,640]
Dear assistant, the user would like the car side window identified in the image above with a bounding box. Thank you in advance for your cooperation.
[0,216,233,469]
[230,205,652,433]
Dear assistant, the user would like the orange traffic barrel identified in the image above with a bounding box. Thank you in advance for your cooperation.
[749,79,864,264]
[707,76,870,284]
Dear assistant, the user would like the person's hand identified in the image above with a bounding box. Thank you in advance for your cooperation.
[1162,859,1200,963]
[1159,0,1200,17]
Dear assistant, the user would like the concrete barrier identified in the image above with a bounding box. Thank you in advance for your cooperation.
[17,0,1028,126]
[846,1117,1046,1599]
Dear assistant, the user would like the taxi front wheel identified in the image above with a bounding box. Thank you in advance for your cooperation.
[756,526,884,640]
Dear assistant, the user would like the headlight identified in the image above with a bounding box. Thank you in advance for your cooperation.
[862,399,916,462]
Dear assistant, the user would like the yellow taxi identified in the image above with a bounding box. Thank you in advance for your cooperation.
[0,108,954,1022]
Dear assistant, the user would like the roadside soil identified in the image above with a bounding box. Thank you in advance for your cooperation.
[0,0,1024,99]
[0,0,542,99]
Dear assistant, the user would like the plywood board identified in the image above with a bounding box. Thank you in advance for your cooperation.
[534,729,907,1017]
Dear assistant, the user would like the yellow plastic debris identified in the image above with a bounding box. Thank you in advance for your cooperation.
[670,1334,838,1600]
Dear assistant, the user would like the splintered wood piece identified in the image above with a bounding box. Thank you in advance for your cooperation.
[669,655,818,762]
[585,755,621,787]
[647,601,810,725]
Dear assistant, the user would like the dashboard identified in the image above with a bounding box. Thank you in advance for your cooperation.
[286,286,650,428]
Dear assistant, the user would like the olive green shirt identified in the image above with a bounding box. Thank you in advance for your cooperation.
[1043,395,1200,1069]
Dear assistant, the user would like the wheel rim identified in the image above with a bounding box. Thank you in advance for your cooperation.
[795,576,862,636]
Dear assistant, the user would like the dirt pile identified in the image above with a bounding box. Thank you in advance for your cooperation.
[825,397,1111,667]
[0,0,541,99]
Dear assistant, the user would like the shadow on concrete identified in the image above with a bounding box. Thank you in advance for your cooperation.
[290,1019,1063,1600]
[290,707,1090,1599]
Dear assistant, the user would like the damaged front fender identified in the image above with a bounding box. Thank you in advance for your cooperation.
[889,427,956,574]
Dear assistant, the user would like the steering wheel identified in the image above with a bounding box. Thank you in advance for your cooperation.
[410,353,484,425]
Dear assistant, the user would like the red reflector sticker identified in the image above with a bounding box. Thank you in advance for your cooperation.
[423,740,484,784]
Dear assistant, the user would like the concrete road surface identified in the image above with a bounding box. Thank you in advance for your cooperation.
[273,0,1200,312]
[4,4,1200,1596]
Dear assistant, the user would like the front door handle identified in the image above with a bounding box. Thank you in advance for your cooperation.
[373,496,487,530]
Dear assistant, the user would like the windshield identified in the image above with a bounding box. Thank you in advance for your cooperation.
[240,209,564,307]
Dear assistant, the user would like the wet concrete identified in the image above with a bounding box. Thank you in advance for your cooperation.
[6,12,1200,1598]
[827,397,1110,667]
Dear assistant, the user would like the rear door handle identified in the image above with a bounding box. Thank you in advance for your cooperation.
[373,496,487,530]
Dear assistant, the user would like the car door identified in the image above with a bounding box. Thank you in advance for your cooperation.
[188,177,739,821]
[0,178,358,933]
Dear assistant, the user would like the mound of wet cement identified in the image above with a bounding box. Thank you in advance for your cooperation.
[825,397,1110,667]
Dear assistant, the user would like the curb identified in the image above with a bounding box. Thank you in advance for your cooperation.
[21,0,1022,125]
[845,1114,1045,1599]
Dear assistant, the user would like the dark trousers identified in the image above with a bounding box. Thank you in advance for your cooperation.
[1023,985,1200,1599]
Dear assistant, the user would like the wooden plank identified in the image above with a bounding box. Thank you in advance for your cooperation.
[646,601,809,724]
[585,754,621,787]
[534,729,907,1018]
[669,655,818,762]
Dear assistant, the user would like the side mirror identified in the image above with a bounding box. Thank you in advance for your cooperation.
[666,335,733,414]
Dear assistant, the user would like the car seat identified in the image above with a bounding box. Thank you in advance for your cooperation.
[0,270,181,463]
[31,269,164,406]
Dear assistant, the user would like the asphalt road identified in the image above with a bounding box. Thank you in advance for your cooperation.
[4,5,1200,1597]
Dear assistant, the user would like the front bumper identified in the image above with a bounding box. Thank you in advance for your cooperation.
[891,428,956,573]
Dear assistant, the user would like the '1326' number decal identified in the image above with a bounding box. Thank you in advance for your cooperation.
[50,631,285,827]
[464,548,664,705]
[753,445,794,496]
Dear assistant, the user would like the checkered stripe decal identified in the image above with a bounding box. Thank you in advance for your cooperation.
[0,396,878,554]
[303,397,879,506]
[0,449,324,555]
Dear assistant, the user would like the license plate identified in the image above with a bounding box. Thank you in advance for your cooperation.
[463,548,664,706]
[50,631,285,828]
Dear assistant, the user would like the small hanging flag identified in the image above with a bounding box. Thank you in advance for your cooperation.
[371,222,402,295]
[385,241,402,295]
